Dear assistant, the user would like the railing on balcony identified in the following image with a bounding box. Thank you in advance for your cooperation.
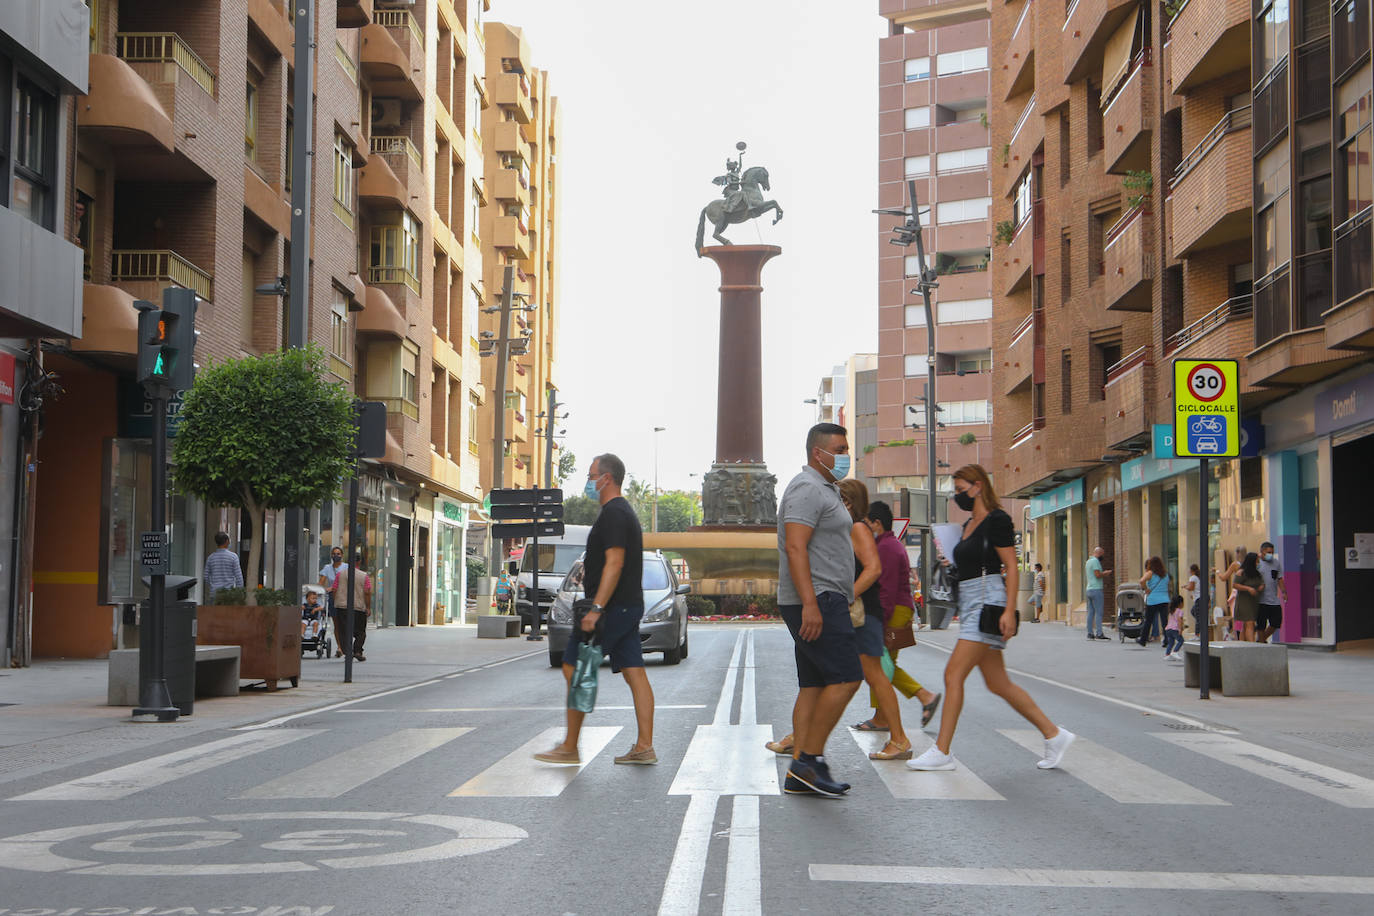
[1105,345,1149,385]
[111,249,214,301]
[1164,294,1253,355]
[1171,106,1251,188]
[116,32,216,95]
[335,40,358,83]
[1063,0,1083,27]
[1010,93,1038,149]
[1012,421,1036,447]
[1010,311,1035,345]
[371,135,424,171]
[1296,248,1332,328]
[1296,41,1331,119]
[1253,60,1288,153]
[1335,207,1374,304]
[1103,48,1152,112]
[375,8,423,46]
[1165,0,1192,36]
[1012,0,1034,43]
[1253,266,1292,347]
[1105,201,1148,248]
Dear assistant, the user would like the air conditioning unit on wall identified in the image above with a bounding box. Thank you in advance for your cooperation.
[371,99,403,129]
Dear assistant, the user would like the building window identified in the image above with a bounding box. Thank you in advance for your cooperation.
[245,82,258,158]
[904,254,922,277]
[938,298,993,323]
[937,148,988,172]
[936,47,988,76]
[10,76,57,229]
[333,131,354,226]
[904,57,930,81]
[284,106,293,192]
[1061,231,1073,302]
[402,341,419,406]
[1337,72,1373,224]
[955,352,993,373]
[1256,0,1291,80]
[903,354,925,375]
[1061,350,1073,413]
[940,400,991,424]
[1333,0,1371,76]
[904,304,928,326]
[468,393,480,455]
[904,155,930,177]
[904,106,931,130]
[1256,141,1292,277]
[370,210,422,293]
[936,196,991,223]
[1012,173,1034,226]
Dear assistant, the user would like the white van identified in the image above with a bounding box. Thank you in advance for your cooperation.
[515,524,591,632]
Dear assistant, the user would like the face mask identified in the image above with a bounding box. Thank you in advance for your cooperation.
[584,476,602,500]
[819,449,850,481]
[953,489,976,511]
[1262,552,1273,561]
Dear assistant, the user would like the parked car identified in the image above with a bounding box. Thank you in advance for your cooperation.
[515,525,591,633]
[546,550,690,667]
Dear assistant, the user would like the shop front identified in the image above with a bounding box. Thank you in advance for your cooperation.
[319,469,415,630]
[1028,478,1086,623]
[1120,443,1212,603]
[434,497,470,624]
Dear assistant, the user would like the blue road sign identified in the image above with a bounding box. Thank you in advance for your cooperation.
[1186,414,1227,454]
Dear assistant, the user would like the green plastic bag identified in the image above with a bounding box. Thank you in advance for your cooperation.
[568,641,603,713]
[880,649,896,682]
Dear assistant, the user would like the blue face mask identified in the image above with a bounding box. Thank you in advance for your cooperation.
[584,476,601,500]
[820,449,850,481]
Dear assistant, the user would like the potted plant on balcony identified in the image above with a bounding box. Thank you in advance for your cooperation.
[1123,170,1153,210]
[173,346,355,688]
[995,219,1018,247]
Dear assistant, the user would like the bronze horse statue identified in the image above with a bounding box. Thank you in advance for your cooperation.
[695,166,783,254]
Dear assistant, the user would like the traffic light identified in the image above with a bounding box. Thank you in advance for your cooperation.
[135,288,199,391]
[135,300,170,386]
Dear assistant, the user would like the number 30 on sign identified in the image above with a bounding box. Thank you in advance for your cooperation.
[1173,359,1240,458]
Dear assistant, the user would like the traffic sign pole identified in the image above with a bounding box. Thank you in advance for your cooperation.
[1197,456,1210,700]
[132,379,178,722]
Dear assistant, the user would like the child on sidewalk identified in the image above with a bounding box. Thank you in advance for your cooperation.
[1163,595,1185,660]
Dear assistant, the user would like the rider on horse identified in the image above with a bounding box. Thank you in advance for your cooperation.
[712,157,747,217]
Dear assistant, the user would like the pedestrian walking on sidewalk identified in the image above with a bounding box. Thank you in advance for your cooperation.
[774,423,862,798]
[1084,547,1110,639]
[336,555,372,661]
[908,464,1074,773]
[1137,556,1171,648]
[535,453,656,767]
[1231,552,1264,642]
[319,547,346,657]
[1030,563,1047,622]
[1256,541,1287,643]
[202,532,243,603]
[1163,595,1186,660]
[860,498,941,735]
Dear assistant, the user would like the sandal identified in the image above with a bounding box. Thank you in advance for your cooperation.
[869,740,914,761]
[852,719,889,732]
[920,693,943,728]
[765,734,794,755]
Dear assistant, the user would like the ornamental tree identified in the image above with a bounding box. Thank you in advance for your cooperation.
[172,346,356,605]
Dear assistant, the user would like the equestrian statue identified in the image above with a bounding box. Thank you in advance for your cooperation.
[695,141,784,255]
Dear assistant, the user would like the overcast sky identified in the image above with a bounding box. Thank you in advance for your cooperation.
[494,0,882,493]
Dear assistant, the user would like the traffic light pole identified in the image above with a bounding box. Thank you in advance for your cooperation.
[133,378,179,722]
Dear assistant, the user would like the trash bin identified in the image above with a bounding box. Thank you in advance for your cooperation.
[140,575,198,716]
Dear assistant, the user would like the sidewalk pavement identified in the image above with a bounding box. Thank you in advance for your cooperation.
[910,618,1374,778]
[0,624,546,786]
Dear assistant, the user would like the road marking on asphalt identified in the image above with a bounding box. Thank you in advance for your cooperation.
[913,638,1237,733]
[722,794,761,915]
[11,730,317,802]
[999,729,1229,805]
[336,705,708,712]
[656,792,719,916]
[1154,732,1374,807]
[669,725,779,796]
[848,729,1004,801]
[807,864,1374,894]
[239,728,472,799]
[448,726,621,797]
[740,629,757,727]
[712,630,747,725]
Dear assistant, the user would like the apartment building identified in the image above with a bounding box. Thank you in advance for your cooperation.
[478,22,560,492]
[0,2,88,667]
[876,3,1006,526]
[813,354,878,489]
[18,0,497,659]
[988,0,1372,647]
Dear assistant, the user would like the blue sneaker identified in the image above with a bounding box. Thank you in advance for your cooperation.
[787,760,846,798]
[783,772,817,795]
[814,759,851,793]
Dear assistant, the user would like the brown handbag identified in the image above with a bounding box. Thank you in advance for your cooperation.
[884,604,917,651]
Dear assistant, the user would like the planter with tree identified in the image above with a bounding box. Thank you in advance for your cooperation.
[173,346,356,689]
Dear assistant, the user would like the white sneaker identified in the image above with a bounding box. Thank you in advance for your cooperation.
[906,746,956,771]
[1038,728,1075,769]
[1163,651,1173,660]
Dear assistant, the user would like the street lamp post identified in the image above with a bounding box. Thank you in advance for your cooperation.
[652,426,666,532]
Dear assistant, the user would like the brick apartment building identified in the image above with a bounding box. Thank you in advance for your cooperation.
[11,0,518,660]
[988,0,1373,647]
[875,2,1024,545]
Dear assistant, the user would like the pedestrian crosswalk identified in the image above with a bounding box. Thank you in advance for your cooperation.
[8,719,1374,810]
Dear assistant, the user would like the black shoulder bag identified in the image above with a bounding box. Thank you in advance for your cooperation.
[975,521,1020,639]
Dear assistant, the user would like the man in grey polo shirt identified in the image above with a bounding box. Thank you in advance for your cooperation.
[1256,540,1287,643]
[776,422,863,798]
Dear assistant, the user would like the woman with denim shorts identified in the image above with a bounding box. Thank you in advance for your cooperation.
[908,464,1075,772]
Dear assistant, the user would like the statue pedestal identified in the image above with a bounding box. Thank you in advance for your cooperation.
[697,245,781,528]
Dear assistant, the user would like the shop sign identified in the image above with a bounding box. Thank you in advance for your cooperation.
[1173,360,1240,458]
[1155,421,1264,459]
[1122,453,1198,491]
[1028,478,1084,519]
[0,351,15,404]
[439,499,466,524]
[1314,370,1374,437]
[117,378,185,437]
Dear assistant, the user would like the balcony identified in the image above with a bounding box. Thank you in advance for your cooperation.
[1061,0,1139,84]
[1167,107,1251,258]
[69,283,139,356]
[935,120,989,153]
[115,32,215,97]
[1103,204,1152,311]
[1248,267,1364,386]
[493,215,531,260]
[79,55,175,156]
[1326,210,1374,350]
[1001,214,1035,294]
[505,408,528,443]
[369,135,423,204]
[492,120,530,159]
[491,168,531,206]
[1165,295,1253,361]
[491,72,533,124]
[1004,94,1041,192]
[1102,346,1153,450]
[360,15,422,101]
[1004,0,1035,100]
[357,284,406,339]
[1167,0,1249,93]
[1003,311,1035,395]
[358,152,408,211]
[337,0,374,29]
[110,249,213,303]
[1103,51,1152,174]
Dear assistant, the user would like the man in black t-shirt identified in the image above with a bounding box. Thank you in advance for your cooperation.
[535,453,657,766]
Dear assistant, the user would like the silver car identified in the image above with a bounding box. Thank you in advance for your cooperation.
[547,550,690,668]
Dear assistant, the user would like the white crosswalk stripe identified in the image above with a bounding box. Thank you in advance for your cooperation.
[1154,731,1374,808]
[998,729,1229,805]
[239,728,472,799]
[848,729,1004,801]
[448,726,622,797]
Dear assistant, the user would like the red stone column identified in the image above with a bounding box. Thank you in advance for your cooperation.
[700,245,781,464]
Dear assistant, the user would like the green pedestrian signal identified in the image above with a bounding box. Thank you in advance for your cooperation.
[135,289,198,391]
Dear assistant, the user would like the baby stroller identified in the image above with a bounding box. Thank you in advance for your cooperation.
[300,585,332,659]
[1115,585,1146,642]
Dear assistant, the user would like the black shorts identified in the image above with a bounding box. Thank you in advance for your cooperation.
[1256,603,1283,630]
[563,604,645,673]
[779,591,863,688]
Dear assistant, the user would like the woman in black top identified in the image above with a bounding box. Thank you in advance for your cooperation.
[908,464,1075,772]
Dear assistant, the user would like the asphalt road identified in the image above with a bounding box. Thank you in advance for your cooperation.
[1,624,1372,916]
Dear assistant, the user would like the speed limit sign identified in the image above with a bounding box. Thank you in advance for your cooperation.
[1173,359,1239,457]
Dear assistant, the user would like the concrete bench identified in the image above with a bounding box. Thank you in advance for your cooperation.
[477,615,522,638]
[1182,642,1290,696]
[108,645,242,706]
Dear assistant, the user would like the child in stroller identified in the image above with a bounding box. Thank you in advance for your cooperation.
[300,586,331,658]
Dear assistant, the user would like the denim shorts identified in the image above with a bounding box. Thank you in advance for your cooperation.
[854,608,886,658]
[779,591,864,687]
[957,574,1008,650]
[563,604,645,673]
